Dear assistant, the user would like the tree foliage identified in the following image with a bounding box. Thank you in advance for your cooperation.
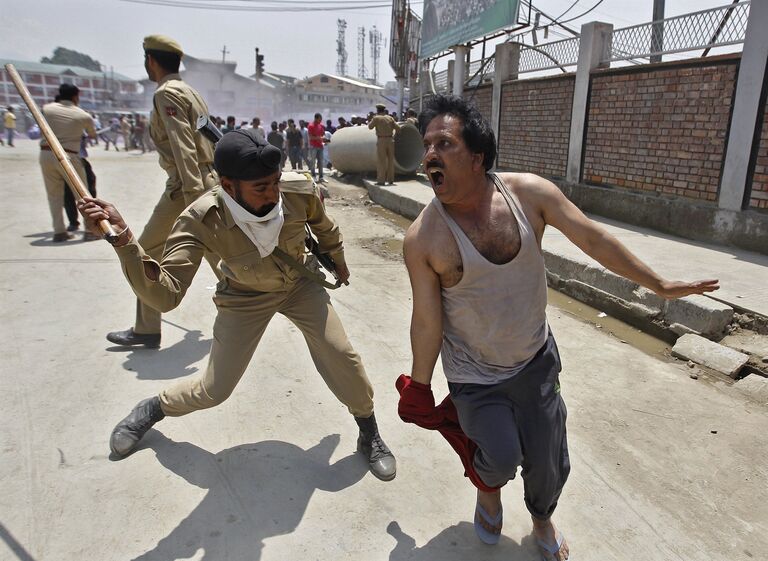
[41,47,102,72]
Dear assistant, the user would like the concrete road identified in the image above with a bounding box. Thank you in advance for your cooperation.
[1,139,766,561]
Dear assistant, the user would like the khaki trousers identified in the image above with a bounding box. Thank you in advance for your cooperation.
[39,150,86,235]
[159,277,375,418]
[376,137,395,184]
[134,166,219,334]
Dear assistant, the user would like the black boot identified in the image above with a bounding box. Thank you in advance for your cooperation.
[355,413,396,481]
[110,396,165,457]
[106,328,160,348]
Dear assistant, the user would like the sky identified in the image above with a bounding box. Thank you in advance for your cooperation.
[0,0,735,84]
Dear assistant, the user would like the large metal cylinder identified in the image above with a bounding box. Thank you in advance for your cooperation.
[328,123,423,175]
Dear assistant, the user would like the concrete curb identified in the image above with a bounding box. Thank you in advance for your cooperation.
[342,175,734,342]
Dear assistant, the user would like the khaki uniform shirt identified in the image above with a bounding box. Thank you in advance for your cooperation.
[368,115,400,137]
[150,73,216,204]
[40,101,95,153]
[115,172,344,312]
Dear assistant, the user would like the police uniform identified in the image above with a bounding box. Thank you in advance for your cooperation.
[116,174,375,414]
[368,106,400,185]
[104,131,396,480]
[124,35,219,339]
[39,100,96,238]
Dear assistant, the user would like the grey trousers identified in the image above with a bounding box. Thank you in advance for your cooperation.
[449,333,570,520]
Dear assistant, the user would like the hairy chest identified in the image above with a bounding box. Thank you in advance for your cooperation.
[432,196,522,288]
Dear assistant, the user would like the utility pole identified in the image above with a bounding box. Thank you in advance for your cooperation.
[650,0,665,63]
[221,45,230,63]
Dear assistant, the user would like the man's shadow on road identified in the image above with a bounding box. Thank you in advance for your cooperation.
[387,520,539,561]
[24,231,90,246]
[130,431,368,561]
[107,328,211,380]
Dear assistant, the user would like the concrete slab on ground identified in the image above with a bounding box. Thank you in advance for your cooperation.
[722,331,768,357]
[735,374,768,404]
[671,333,750,377]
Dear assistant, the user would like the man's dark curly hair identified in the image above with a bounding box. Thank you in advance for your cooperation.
[417,94,496,171]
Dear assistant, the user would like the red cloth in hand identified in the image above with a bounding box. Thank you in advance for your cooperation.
[396,374,501,493]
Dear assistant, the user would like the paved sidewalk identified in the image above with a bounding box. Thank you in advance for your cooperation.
[355,176,768,338]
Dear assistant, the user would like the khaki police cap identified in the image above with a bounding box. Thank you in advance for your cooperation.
[143,35,184,56]
[375,103,386,110]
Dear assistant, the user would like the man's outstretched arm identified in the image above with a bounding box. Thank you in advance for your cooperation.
[403,225,444,385]
[525,176,719,299]
[78,197,206,312]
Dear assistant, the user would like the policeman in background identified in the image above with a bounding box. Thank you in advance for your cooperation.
[39,84,96,242]
[106,35,219,348]
[368,103,400,186]
[78,129,397,481]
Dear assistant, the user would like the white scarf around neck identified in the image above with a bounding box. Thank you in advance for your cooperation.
[221,189,285,257]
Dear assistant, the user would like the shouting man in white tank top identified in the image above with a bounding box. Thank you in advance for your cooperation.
[398,95,719,561]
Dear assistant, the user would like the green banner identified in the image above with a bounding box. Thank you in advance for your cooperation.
[420,0,520,58]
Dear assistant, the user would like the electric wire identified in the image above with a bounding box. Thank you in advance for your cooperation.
[557,0,608,25]
[552,0,583,22]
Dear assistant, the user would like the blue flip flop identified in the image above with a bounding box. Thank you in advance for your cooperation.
[474,502,503,545]
[537,530,568,560]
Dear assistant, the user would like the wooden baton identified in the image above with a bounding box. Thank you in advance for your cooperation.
[4,63,118,242]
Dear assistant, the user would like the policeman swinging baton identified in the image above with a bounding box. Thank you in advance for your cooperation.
[197,115,347,289]
[4,63,118,243]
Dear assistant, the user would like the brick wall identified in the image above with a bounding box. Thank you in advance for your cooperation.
[462,84,493,126]
[496,75,574,177]
[750,97,768,210]
[583,61,737,202]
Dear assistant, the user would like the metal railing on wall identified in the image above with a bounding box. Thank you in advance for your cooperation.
[434,69,448,91]
[414,1,750,98]
[518,37,580,74]
[607,1,750,63]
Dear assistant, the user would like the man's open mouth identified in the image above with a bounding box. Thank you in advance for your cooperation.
[427,166,445,189]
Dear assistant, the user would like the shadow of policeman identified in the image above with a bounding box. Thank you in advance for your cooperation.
[131,432,367,561]
[113,329,212,380]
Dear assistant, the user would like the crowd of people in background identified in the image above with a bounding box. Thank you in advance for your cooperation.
[95,113,154,153]
[205,107,419,182]
[0,102,421,183]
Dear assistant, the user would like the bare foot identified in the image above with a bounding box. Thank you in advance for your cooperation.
[532,516,569,560]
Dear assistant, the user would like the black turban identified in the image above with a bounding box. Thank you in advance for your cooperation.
[213,129,282,180]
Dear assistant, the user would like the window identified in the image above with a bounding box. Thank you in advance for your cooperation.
[320,76,329,83]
